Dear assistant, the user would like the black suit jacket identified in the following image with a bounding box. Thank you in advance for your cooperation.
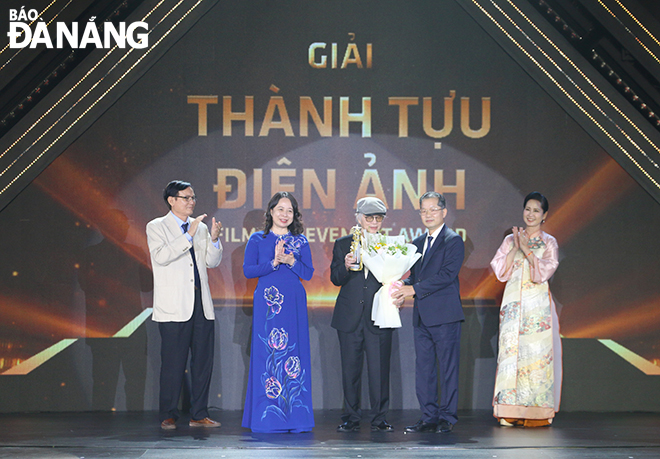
[405,225,465,327]
[330,235,387,334]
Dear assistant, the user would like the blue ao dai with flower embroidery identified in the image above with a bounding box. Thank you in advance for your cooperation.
[242,231,314,432]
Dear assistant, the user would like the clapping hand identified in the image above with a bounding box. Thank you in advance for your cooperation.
[187,214,222,242]
[273,240,295,267]
[187,214,207,237]
[210,217,222,242]
[511,226,520,250]
[516,227,529,252]
[511,226,530,253]
[273,240,285,267]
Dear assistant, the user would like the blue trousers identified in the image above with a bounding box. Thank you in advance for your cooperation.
[414,320,461,425]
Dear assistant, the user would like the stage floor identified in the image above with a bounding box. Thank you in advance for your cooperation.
[0,410,658,458]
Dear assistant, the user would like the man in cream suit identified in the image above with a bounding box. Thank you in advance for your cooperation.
[147,180,223,430]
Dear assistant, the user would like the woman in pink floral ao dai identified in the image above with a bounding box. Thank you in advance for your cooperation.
[490,192,561,428]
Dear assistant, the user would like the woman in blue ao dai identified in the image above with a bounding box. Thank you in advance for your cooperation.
[242,192,315,433]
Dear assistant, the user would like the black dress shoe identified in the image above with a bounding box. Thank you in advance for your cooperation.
[437,420,453,433]
[404,420,438,433]
[337,420,360,432]
[371,421,394,432]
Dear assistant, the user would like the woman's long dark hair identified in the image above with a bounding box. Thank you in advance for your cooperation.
[263,191,304,236]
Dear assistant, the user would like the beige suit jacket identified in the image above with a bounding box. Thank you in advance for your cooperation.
[146,212,223,322]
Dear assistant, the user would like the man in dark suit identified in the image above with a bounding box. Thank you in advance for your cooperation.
[330,197,394,432]
[392,191,464,433]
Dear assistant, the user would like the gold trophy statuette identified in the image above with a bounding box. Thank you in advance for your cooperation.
[348,225,363,271]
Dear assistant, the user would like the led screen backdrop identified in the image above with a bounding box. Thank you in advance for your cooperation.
[0,1,658,411]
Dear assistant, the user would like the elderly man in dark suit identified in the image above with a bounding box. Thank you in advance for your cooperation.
[330,197,394,433]
[393,191,465,434]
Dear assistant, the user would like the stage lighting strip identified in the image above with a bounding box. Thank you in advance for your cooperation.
[468,0,660,191]
[503,0,660,168]
[0,0,205,198]
[114,308,152,337]
[0,0,203,187]
[0,0,170,164]
[598,339,660,375]
[598,0,660,65]
[499,0,660,176]
[1,339,77,375]
[0,0,69,73]
[1,309,153,375]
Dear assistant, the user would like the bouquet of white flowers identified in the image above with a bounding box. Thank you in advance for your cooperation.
[361,233,421,328]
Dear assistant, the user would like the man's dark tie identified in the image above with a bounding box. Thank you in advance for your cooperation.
[423,235,433,262]
[182,222,201,289]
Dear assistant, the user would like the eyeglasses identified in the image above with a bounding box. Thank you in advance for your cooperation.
[419,207,444,215]
[364,215,384,222]
[173,195,197,202]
